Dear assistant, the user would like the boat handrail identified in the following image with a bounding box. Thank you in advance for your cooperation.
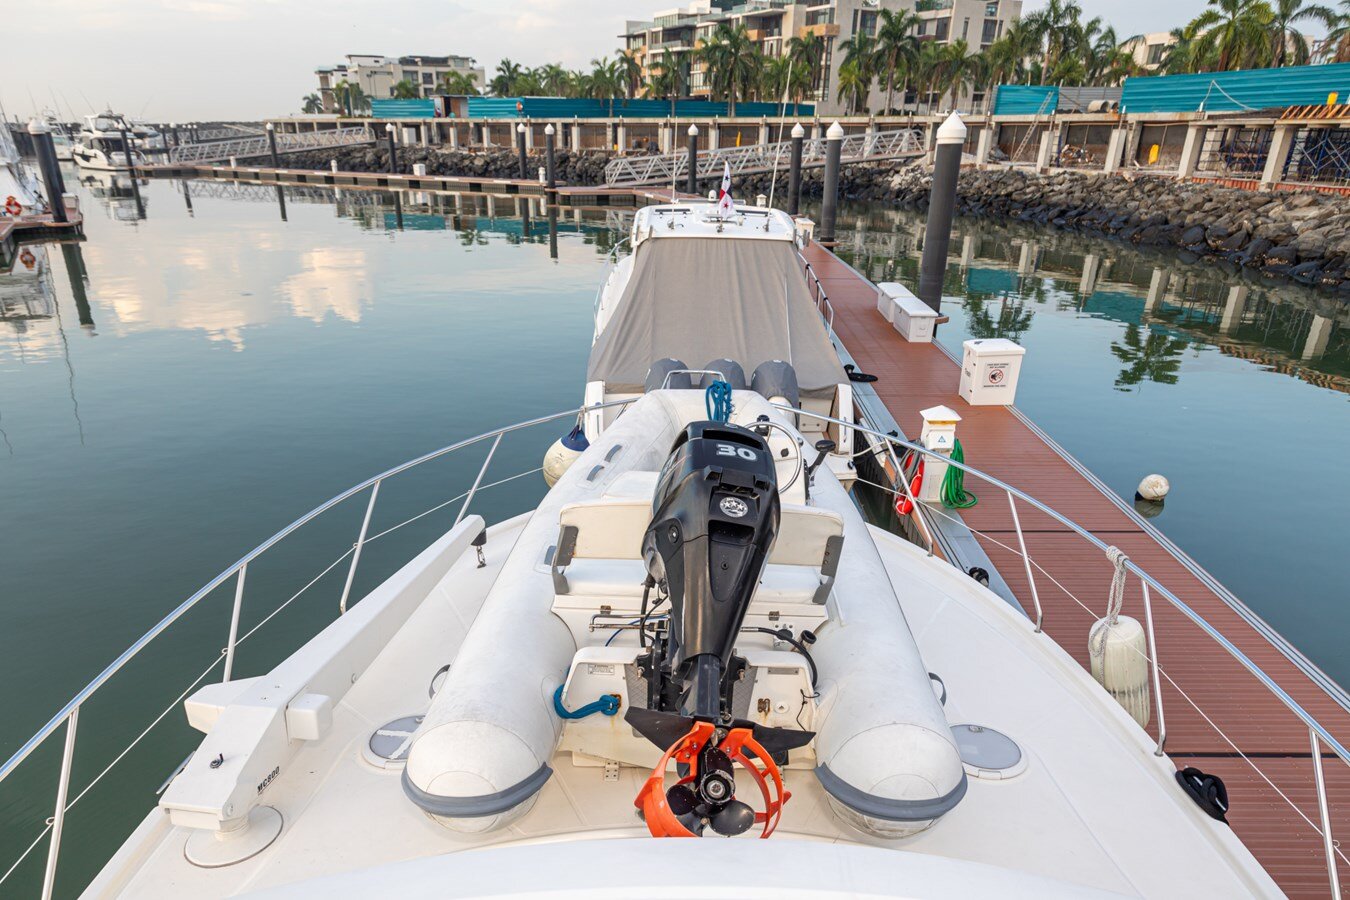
[2,396,1346,897]
[780,404,1350,763]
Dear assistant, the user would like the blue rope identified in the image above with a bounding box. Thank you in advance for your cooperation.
[552,685,619,719]
[706,380,733,423]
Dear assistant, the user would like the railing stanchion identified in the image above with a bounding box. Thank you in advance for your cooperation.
[456,433,503,526]
[222,564,247,682]
[1310,727,1342,900]
[39,708,78,900]
[339,480,381,614]
[1007,491,1044,632]
[1141,580,1167,755]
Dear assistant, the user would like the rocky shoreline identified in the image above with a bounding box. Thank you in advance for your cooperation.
[275,146,1350,292]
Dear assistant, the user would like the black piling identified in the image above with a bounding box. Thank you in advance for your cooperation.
[266,124,280,169]
[548,205,558,260]
[788,122,804,216]
[275,185,288,222]
[182,179,194,215]
[516,123,528,180]
[819,122,843,244]
[118,128,145,220]
[385,125,398,175]
[60,243,95,331]
[28,123,68,223]
[545,124,557,197]
[917,113,966,314]
[686,124,699,195]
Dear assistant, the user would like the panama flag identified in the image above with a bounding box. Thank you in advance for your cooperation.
[717,161,734,216]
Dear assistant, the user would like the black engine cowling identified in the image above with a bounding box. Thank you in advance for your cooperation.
[641,421,780,720]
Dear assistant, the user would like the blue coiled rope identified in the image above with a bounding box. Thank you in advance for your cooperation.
[706,379,733,423]
[552,685,619,719]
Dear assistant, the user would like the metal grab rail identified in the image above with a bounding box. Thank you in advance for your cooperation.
[3,397,1346,897]
[801,260,835,333]
[0,399,661,900]
[604,128,925,187]
[168,127,374,165]
[782,405,1348,897]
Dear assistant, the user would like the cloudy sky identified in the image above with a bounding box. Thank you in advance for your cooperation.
[5,0,1234,122]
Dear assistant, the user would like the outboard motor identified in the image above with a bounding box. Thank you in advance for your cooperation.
[628,421,812,838]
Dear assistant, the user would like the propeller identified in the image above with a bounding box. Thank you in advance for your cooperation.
[709,800,756,836]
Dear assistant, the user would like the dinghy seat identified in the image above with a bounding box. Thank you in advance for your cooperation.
[551,498,843,607]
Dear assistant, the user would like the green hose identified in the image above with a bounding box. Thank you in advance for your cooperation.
[941,439,978,509]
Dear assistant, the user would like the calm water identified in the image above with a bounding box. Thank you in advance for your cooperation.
[0,175,1345,894]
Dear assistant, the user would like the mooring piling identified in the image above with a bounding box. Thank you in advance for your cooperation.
[819,121,844,244]
[788,122,804,216]
[917,112,966,314]
[686,124,699,195]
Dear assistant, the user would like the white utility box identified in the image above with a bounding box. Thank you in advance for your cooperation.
[875,282,907,322]
[893,295,939,343]
[959,338,1026,406]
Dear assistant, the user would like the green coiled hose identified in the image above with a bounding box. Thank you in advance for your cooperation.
[941,439,978,509]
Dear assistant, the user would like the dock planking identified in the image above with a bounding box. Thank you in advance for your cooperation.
[805,241,1350,897]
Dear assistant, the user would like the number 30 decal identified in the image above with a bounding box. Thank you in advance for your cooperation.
[716,443,758,461]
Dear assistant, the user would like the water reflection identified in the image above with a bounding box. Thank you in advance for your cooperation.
[76,168,147,222]
[831,204,1349,395]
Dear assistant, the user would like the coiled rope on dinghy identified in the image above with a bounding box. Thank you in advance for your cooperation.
[705,380,733,423]
[552,686,619,719]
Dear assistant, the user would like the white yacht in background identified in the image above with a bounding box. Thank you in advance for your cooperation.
[0,198,1338,899]
[73,112,147,171]
[0,121,43,213]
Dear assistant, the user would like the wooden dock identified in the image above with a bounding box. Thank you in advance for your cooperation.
[805,242,1350,898]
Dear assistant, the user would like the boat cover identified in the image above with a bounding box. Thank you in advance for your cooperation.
[586,238,848,398]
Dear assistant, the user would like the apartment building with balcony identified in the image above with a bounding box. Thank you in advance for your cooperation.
[622,0,1022,115]
[315,54,485,113]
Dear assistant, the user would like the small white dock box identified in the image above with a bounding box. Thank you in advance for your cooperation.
[959,338,1026,406]
[875,282,907,322]
[893,296,939,343]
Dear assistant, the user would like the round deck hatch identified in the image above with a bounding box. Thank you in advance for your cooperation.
[951,724,1027,780]
[361,715,423,771]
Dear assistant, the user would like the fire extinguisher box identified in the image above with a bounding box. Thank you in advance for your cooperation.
[959,338,1026,406]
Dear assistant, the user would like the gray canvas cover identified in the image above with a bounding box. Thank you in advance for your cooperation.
[587,237,847,398]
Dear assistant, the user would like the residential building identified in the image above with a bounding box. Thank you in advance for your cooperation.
[1122,32,1176,72]
[621,0,1023,116]
[315,54,485,113]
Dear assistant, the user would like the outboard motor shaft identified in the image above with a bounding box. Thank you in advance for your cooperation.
[628,422,811,838]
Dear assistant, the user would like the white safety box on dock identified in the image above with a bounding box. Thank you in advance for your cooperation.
[875,282,907,322]
[893,296,939,343]
[959,338,1026,406]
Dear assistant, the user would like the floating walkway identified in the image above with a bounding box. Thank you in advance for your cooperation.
[603,127,924,186]
[806,241,1350,898]
[167,127,373,165]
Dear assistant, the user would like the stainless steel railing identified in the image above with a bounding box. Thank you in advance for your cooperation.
[783,405,1348,897]
[0,398,634,899]
[2,397,1345,897]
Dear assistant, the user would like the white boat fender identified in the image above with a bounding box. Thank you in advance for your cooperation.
[542,421,589,488]
[1088,547,1151,729]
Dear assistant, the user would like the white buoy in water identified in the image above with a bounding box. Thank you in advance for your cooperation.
[542,424,589,487]
[1136,473,1170,502]
[1089,615,1151,728]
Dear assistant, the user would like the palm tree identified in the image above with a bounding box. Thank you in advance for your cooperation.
[762,54,811,107]
[646,50,685,116]
[1319,0,1350,59]
[536,63,570,96]
[1158,22,1216,73]
[490,59,523,96]
[787,30,826,100]
[588,56,624,115]
[439,71,480,96]
[1265,0,1334,65]
[618,49,645,99]
[301,93,323,114]
[391,79,419,99]
[874,9,922,113]
[1189,0,1275,70]
[697,24,762,115]
[937,40,974,110]
[837,60,871,113]
[839,29,879,111]
[334,80,371,116]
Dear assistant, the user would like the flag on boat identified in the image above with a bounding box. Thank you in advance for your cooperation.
[717,161,734,216]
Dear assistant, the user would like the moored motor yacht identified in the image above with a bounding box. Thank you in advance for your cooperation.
[73,112,148,171]
[0,197,1341,900]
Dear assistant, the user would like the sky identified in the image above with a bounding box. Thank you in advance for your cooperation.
[4,0,1232,123]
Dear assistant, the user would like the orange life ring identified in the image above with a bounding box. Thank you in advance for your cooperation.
[3,196,21,216]
[18,248,37,269]
[894,455,924,517]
